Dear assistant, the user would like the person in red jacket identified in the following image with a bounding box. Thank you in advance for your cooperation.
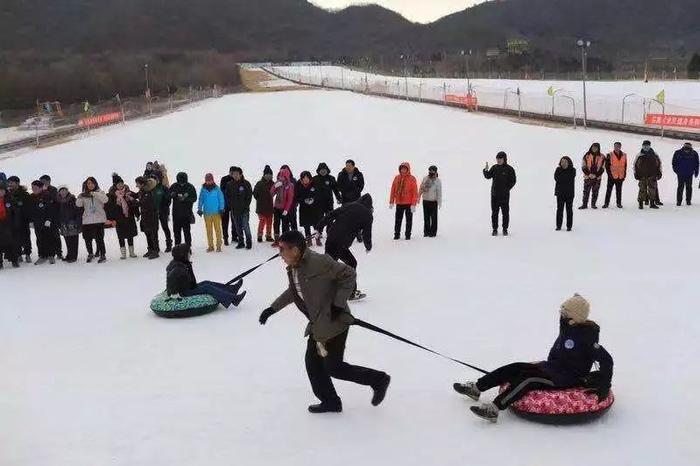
[579,143,606,209]
[270,167,295,246]
[389,162,418,240]
[602,142,627,209]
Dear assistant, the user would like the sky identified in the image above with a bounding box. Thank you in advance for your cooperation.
[310,0,483,23]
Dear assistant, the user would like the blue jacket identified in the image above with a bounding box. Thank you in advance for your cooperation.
[672,149,699,178]
[538,319,613,387]
[198,184,225,215]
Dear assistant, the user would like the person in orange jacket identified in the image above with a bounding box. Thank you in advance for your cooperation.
[389,162,418,240]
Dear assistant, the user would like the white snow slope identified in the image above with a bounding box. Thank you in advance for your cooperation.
[1,90,698,466]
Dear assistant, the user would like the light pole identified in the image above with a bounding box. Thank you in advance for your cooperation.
[461,49,472,94]
[144,63,151,114]
[400,54,409,100]
[577,39,591,128]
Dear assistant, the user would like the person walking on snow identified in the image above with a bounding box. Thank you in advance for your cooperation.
[603,142,627,209]
[671,142,699,206]
[0,181,20,269]
[56,186,81,263]
[390,162,419,240]
[296,171,323,246]
[225,167,253,250]
[135,176,160,259]
[579,143,605,209]
[270,167,295,246]
[197,173,225,252]
[483,151,516,236]
[220,166,239,246]
[6,176,33,263]
[454,294,614,423]
[253,165,275,243]
[258,230,390,414]
[419,165,442,237]
[313,163,342,246]
[107,174,140,259]
[634,140,663,210]
[168,172,197,248]
[75,177,109,263]
[554,156,576,231]
[29,180,59,265]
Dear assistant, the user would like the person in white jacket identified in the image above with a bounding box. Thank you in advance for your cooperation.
[75,177,109,263]
[419,165,442,237]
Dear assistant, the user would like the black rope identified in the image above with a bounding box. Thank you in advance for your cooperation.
[353,318,489,375]
[225,253,280,285]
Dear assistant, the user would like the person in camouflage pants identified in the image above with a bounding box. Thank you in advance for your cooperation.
[634,140,662,210]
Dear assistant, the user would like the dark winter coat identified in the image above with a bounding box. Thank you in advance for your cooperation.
[554,159,576,199]
[106,185,139,239]
[220,174,234,210]
[483,163,516,198]
[153,182,171,215]
[225,177,253,215]
[138,178,159,233]
[0,195,17,242]
[337,167,365,204]
[166,260,197,296]
[634,149,662,180]
[317,193,373,251]
[270,248,356,342]
[672,148,699,178]
[169,173,198,224]
[253,178,274,215]
[57,193,82,237]
[29,191,59,231]
[295,180,323,228]
[538,319,614,388]
[7,186,31,228]
[313,163,341,212]
[44,185,59,201]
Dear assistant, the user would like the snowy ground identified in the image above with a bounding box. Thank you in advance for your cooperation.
[1,90,699,466]
[271,65,700,129]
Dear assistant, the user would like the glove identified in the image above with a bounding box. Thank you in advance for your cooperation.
[259,307,277,325]
[584,386,610,403]
[389,204,394,210]
[282,210,288,216]
[410,205,416,213]
[330,305,344,321]
[274,181,283,188]
[197,210,203,217]
[581,371,610,402]
[44,220,51,228]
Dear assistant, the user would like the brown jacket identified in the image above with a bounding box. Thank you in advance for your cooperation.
[270,249,356,342]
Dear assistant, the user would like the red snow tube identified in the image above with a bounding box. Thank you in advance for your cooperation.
[500,385,615,424]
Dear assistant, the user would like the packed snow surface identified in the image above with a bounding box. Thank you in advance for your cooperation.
[1,90,698,466]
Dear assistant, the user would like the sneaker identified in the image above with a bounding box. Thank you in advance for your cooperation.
[371,374,391,406]
[393,234,400,240]
[591,205,598,210]
[308,402,343,414]
[164,244,172,253]
[578,205,587,210]
[86,254,94,263]
[235,242,245,250]
[453,382,481,401]
[34,258,47,265]
[470,403,499,423]
[492,230,498,237]
[602,204,609,209]
[617,203,623,208]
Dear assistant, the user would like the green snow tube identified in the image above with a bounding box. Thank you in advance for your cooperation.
[150,291,219,318]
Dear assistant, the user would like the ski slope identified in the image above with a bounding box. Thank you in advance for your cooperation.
[1,89,699,466]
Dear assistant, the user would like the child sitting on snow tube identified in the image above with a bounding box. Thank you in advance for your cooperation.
[453,293,613,423]
[166,243,247,308]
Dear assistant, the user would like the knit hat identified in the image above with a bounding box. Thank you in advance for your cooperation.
[112,173,123,185]
[560,293,590,324]
[263,165,273,176]
[204,173,214,183]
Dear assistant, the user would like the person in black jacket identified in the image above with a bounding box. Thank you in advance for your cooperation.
[166,243,246,307]
[296,171,323,246]
[554,156,576,231]
[169,172,197,247]
[253,165,275,243]
[107,174,140,259]
[29,180,59,265]
[454,293,613,423]
[152,175,173,253]
[226,167,253,249]
[483,151,517,236]
[337,159,365,205]
[6,176,32,263]
[220,166,239,246]
[136,176,160,259]
[634,141,663,210]
[313,163,341,246]
[39,174,62,258]
[0,182,20,269]
[57,186,82,263]
[317,193,373,300]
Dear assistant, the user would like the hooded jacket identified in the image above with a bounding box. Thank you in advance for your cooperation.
[225,175,253,215]
[138,178,159,233]
[337,166,365,204]
[166,244,197,296]
[313,163,341,212]
[169,172,198,223]
[198,183,225,216]
[483,156,517,197]
[317,193,373,251]
[253,176,274,215]
[554,157,577,199]
[270,168,295,212]
[29,190,59,230]
[7,185,31,228]
[390,162,419,206]
[672,148,699,178]
[75,180,109,226]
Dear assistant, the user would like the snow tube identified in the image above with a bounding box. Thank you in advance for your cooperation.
[150,291,219,318]
[500,385,615,424]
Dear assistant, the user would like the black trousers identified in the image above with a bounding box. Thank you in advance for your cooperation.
[53,228,62,256]
[582,177,602,207]
[82,223,106,256]
[423,200,438,237]
[677,175,693,205]
[394,204,413,238]
[556,195,573,230]
[305,329,386,406]
[144,230,159,252]
[36,227,58,258]
[326,241,357,293]
[476,362,556,410]
[221,208,238,243]
[491,196,510,230]
[604,179,624,206]
[273,208,291,239]
[158,210,172,246]
[13,223,32,256]
[0,236,18,264]
[63,234,79,261]
[173,220,192,246]
[117,236,134,248]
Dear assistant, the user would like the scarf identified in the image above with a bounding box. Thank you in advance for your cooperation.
[115,186,131,217]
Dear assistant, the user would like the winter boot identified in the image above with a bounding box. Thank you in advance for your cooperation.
[25,254,31,263]
[120,247,127,260]
[265,236,274,243]
[48,256,56,264]
[308,402,342,414]
[235,242,245,250]
[639,201,644,210]
[470,403,499,423]
[453,382,481,401]
[393,234,400,240]
[602,203,609,209]
[34,257,47,265]
[246,240,252,250]
[503,229,509,236]
[231,290,247,307]
[371,374,391,406]
[86,254,94,263]
[492,230,498,237]
[0,261,3,270]
[143,250,151,258]
[315,236,322,247]
[98,254,107,263]
[164,241,173,253]
[129,245,137,258]
[257,236,263,243]
[650,201,659,209]
[591,204,598,210]
[224,238,229,246]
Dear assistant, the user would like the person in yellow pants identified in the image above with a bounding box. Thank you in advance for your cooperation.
[197,173,225,252]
